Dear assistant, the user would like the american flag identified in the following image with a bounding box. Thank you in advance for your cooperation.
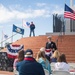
[64,4,75,20]
[7,44,24,59]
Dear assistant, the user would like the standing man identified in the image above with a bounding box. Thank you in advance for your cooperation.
[16,49,45,75]
[45,36,57,62]
[29,22,35,37]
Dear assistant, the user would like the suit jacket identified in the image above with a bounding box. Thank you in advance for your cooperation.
[46,41,57,50]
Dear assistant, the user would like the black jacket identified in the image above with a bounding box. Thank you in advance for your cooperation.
[30,24,35,30]
[46,41,57,50]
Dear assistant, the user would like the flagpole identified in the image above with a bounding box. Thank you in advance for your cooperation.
[1,30,3,47]
[63,0,66,35]
[11,31,13,43]
[70,0,73,7]
[11,25,14,43]
[0,33,17,45]
[70,0,73,32]
[22,19,23,38]
[64,0,66,4]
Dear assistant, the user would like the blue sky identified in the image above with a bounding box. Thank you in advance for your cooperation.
[0,0,71,46]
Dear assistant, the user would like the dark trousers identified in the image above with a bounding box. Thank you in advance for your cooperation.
[29,30,35,37]
[45,54,52,63]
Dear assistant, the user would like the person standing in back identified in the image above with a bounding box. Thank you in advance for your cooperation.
[29,21,35,37]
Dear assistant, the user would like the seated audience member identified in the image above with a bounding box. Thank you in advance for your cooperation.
[51,50,60,62]
[54,54,70,72]
[13,50,24,74]
[17,49,45,75]
[36,48,52,74]
[40,47,45,52]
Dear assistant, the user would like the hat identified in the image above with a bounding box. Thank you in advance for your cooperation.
[47,36,52,39]
[24,49,33,57]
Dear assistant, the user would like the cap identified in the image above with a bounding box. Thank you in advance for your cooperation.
[24,49,33,57]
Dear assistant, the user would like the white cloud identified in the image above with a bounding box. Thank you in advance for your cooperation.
[50,5,64,15]
[36,3,47,7]
[52,9,64,15]
[0,26,3,28]
[0,4,64,23]
[0,4,51,23]
[0,4,15,23]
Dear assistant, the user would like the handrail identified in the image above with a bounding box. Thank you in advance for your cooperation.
[0,33,17,46]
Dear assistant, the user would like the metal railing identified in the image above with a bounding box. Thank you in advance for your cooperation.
[0,33,17,49]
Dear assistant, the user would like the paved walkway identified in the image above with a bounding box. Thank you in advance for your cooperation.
[0,71,14,75]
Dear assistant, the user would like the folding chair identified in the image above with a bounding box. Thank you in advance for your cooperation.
[44,69,49,75]
[52,70,71,75]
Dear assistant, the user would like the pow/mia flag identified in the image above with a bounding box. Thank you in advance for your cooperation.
[12,24,24,35]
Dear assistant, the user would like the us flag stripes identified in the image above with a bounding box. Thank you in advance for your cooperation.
[64,4,75,20]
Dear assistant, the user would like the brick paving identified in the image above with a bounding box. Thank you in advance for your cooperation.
[0,71,14,75]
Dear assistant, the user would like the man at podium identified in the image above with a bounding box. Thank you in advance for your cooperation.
[45,36,57,62]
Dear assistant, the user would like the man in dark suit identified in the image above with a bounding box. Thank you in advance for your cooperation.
[45,36,57,62]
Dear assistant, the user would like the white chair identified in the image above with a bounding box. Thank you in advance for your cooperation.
[52,71,71,75]
[44,69,49,75]
[51,62,55,71]
[13,69,19,75]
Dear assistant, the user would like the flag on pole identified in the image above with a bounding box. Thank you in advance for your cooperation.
[23,20,30,27]
[2,31,8,39]
[4,34,8,39]
[7,44,24,58]
[64,4,75,20]
[13,24,24,35]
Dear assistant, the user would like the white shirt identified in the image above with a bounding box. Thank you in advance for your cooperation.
[54,62,70,72]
